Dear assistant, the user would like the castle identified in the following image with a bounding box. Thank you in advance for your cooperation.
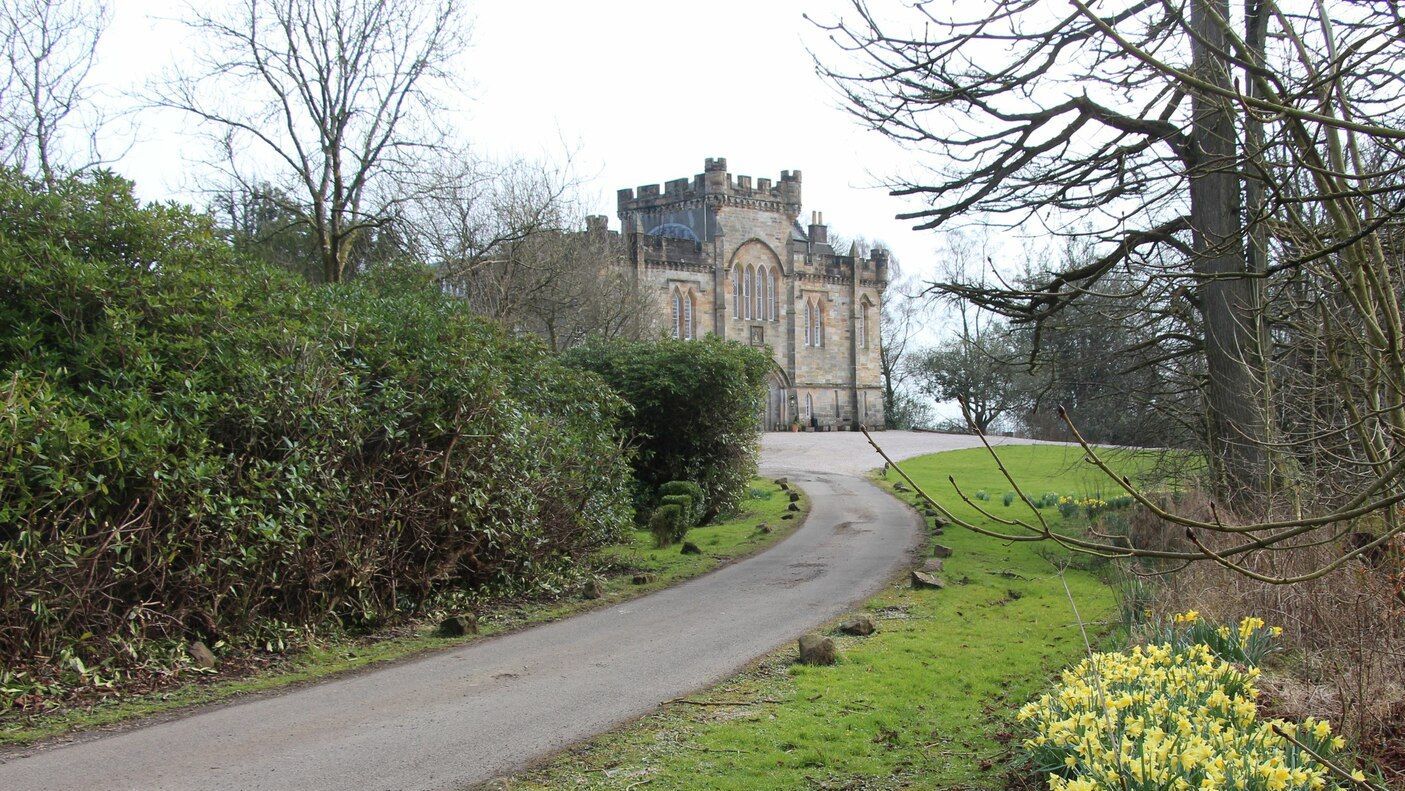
[588,157,887,430]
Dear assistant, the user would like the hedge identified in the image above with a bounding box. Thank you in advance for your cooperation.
[564,337,772,518]
[0,170,634,697]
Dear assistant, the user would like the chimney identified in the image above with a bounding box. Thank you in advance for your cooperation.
[808,210,828,247]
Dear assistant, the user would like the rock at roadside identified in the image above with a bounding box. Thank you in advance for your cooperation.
[797,633,837,665]
[921,557,944,573]
[931,543,953,558]
[893,482,909,492]
[582,579,605,600]
[188,640,217,670]
[757,522,773,534]
[788,491,801,503]
[781,513,795,520]
[680,541,702,555]
[911,570,945,590]
[786,502,800,512]
[923,508,939,517]
[631,572,657,585]
[776,478,789,490]
[438,614,478,637]
[838,614,877,636]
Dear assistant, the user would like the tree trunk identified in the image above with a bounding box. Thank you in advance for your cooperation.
[1190,0,1268,502]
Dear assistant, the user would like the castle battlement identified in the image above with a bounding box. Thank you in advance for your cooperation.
[617,157,802,217]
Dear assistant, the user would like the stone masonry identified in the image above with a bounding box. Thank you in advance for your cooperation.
[586,157,887,430]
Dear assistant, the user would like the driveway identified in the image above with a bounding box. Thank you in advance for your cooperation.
[0,432,992,791]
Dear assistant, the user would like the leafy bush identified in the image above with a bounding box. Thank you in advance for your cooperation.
[659,480,706,525]
[659,494,696,527]
[648,504,687,548]
[0,170,634,698]
[564,337,772,518]
[1019,639,1365,791]
[1002,491,1016,507]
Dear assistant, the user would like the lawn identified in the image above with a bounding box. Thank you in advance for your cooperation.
[0,478,802,747]
[516,443,1158,790]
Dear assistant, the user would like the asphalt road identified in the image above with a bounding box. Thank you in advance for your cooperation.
[0,431,987,791]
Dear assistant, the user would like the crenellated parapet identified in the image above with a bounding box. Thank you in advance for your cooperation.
[617,157,802,236]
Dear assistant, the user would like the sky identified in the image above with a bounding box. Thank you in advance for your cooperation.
[92,0,964,287]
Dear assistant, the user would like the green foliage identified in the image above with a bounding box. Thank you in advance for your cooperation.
[659,495,696,527]
[0,170,633,699]
[648,504,687,548]
[658,480,706,525]
[1002,491,1016,507]
[1144,612,1283,667]
[564,337,772,518]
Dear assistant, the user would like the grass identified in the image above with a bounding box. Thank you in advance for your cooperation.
[0,478,804,748]
[516,444,1157,790]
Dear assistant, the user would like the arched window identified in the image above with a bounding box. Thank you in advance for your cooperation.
[742,265,753,320]
[732,268,741,318]
[804,393,813,420]
[753,266,764,320]
[672,287,696,340]
[767,268,779,321]
[806,298,824,347]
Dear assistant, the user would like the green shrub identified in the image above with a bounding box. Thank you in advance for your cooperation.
[649,504,687,547]
[1002,491,1016,507]
[0,170,634,698]
[974,490,990,501]
[564,338,772,518]
[659,494,696,527]
[659,480,706,525]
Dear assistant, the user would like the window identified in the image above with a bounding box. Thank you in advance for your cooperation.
[833,390,840,422]
[861,391,868,421]
[804,393,813,420]
[672,287,696,340]
[742,266,753,320]
[767,268,779,321]
[805,298,824,347]
[736,265,747,316]
[753,266,764,320]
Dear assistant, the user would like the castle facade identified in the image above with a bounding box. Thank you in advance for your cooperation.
[590,157,887,430]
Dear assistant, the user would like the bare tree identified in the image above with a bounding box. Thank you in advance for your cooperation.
[402,154,656,349]
[878,272,927,429]
[158,0,469,283]
[0,0,109,186]
[827,1,1405,583]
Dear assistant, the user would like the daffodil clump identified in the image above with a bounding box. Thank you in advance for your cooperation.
[1019,639,1357,791]
[1146,611,1284,666]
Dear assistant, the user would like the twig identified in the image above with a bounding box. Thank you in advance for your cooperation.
[1270,724,1386,791]
[666,697,782,706]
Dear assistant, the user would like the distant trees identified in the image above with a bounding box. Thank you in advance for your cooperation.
[159,0,469,284]
[0,0,110,186]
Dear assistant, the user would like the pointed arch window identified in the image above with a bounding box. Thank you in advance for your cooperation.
[753,266,765,320]
[672,286,696,340]
[805,298,824,347]
[736,265,747,316]
[742,265,753,320]
[767,268,779,321]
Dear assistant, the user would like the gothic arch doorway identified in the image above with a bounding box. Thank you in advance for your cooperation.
[761,367,790,431]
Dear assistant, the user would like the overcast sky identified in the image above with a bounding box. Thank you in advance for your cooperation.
[94,0,977,286]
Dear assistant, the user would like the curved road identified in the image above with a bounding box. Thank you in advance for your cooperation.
[0,432,991,791]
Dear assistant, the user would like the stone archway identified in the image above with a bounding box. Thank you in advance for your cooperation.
[761,366,791,431]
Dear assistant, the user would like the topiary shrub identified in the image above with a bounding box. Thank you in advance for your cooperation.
[0,169,634,700]
[649,504,687,547]
[564,338,772,519]
[659,494,696,527]
[658,480,706,525]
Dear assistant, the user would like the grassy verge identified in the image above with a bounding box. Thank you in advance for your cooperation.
[0,478,805,749]
[515,444,1155,790]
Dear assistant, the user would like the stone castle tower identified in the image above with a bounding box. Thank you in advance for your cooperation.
[589,157,888,430]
